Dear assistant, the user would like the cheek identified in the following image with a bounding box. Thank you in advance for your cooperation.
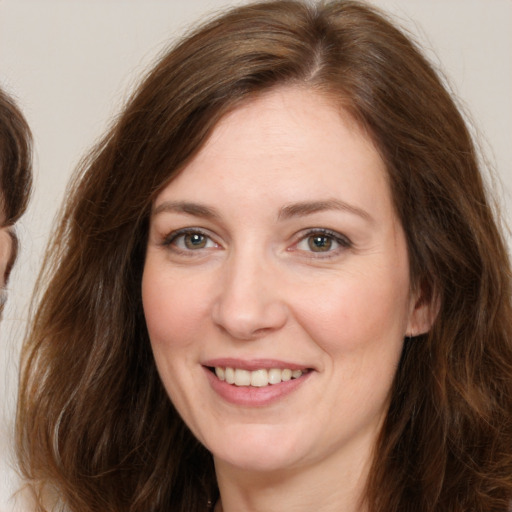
[142,264,209,352]
[293,265,411,356]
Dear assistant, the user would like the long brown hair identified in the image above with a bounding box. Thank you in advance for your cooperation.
[0,87,32,289]
[16,1,512,511]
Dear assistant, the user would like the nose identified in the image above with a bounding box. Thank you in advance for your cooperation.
[211,251,288,340]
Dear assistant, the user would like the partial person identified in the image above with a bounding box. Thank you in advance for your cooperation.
[16,1,512,511]
[0,87,32,313]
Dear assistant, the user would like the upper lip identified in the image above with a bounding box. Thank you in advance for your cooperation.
[202,358,311,371]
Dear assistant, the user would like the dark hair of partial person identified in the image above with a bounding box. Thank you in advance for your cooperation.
[16,1,512,511]
[0,87,32,284]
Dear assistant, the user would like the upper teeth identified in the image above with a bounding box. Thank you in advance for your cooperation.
[215,367,304,387]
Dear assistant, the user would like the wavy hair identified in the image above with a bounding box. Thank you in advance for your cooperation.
[0,86,32,291]
[17,1,512,511]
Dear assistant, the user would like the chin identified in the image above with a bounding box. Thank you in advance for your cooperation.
[215,449,301,474]
[207,424,307,473]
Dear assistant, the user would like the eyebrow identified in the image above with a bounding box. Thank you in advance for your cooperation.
[152,198,372,223]
[278,199,373,223]
[153,201,219,219]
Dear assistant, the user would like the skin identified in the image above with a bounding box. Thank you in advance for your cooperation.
[142,87,433,512]
[0,222,13,298]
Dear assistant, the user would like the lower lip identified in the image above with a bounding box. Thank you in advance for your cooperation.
[204,367,312,407]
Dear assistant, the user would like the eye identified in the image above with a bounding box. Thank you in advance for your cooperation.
[295,229,351,254]
[305,234,334,252]
[164,229,219,251]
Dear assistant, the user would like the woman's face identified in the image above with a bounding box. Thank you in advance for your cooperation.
[143,87,429,478]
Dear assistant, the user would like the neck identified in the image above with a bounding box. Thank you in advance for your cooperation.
[214,449,371,512]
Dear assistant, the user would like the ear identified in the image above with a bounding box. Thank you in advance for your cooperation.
[406,281,439,337]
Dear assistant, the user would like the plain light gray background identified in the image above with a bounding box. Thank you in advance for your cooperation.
[1,1,511,510]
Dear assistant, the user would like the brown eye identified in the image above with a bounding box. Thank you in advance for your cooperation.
[165,229,219,252]
[295,229,351,256]
[307,235,333,252]
[184,233,207,249]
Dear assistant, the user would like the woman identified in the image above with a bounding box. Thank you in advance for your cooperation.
[0,87,32,310]
[16,1,512,511]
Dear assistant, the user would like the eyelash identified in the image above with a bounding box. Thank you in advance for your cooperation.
[161,227,352,258]
[162,228,219,253]
[293,228,352,258]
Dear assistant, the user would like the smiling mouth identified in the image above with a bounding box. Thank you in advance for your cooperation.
[211,366,310,387]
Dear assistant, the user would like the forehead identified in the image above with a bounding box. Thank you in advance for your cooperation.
[205,86,374,158]
[159,86,391,218]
